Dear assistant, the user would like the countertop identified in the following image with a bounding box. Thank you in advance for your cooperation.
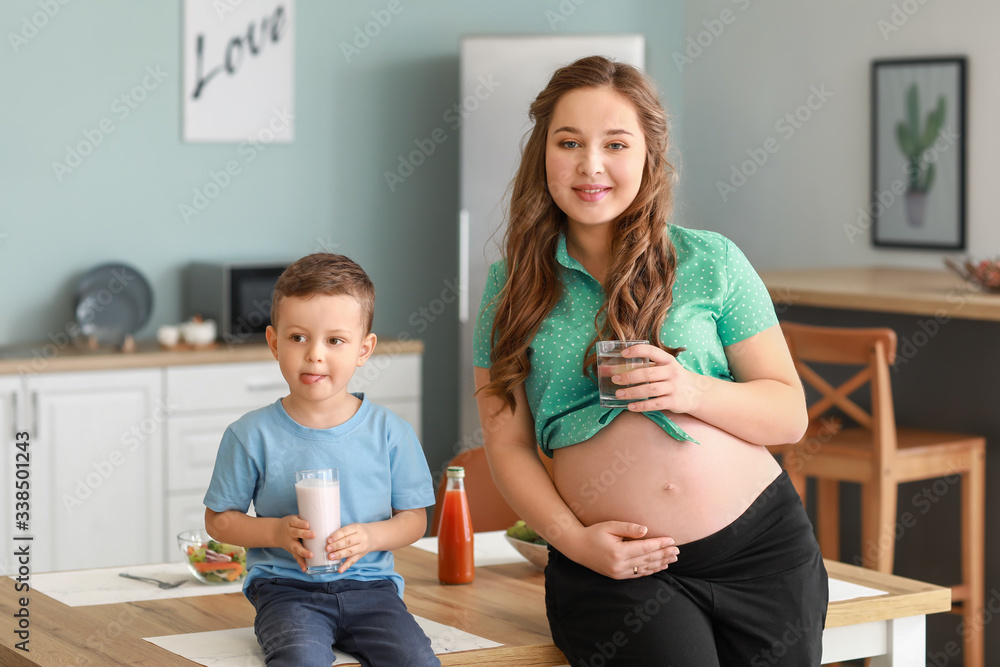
[0,338,423,375]
[759,266,1000,322]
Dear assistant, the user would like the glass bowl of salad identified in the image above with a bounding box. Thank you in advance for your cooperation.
[505,520,549,570]
[177,529,248,584]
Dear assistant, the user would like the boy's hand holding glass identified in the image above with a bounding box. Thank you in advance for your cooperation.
[273,514,316,572]
[613,343,705,415]
[326,523,374,573]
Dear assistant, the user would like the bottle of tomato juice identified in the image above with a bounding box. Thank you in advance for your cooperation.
[437,465,474,584]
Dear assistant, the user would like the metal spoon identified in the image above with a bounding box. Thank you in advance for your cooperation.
[118,572,187,589]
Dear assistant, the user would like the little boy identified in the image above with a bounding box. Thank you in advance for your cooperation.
[204,253,439,667]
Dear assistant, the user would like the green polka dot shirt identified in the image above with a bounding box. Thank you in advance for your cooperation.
[473,224,778,457]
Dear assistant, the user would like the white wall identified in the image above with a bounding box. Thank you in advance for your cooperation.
[678,0,998,269]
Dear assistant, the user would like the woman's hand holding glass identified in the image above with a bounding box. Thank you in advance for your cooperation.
[612,344,708,415]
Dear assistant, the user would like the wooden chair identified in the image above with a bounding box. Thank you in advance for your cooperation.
[429,446,519,536]
[775,321,986,667]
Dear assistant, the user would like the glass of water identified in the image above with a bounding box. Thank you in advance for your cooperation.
[597,340,650,408]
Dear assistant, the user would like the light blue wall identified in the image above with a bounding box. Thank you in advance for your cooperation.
[1,0,684,472]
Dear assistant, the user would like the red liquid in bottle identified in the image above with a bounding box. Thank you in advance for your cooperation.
[438,468,474,584]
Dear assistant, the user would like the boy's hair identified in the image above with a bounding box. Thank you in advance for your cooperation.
[270,253,375,334]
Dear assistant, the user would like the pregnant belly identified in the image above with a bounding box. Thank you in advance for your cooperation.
[552,411,782,545]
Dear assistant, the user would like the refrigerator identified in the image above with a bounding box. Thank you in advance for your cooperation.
[457,34,646,449]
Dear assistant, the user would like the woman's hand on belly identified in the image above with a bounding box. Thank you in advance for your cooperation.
[559,521,679,580]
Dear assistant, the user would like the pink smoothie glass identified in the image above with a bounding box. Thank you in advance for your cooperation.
[294,468,341,574]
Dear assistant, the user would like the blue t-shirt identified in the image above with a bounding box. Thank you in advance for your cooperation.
[203,394,436,599]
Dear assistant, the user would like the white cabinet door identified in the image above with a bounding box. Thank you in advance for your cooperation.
[0,376,23,576]
[27,369,164,572]
[349,354,422,438]
[165,362,286,414]
[167,411,246,494]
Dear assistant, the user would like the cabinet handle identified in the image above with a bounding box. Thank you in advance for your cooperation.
[245,381,287,392]
[10,391,17,438]
[459,209,469,324]
[30,391,38,439]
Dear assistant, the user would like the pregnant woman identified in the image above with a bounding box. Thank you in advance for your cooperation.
[473,56,828,665]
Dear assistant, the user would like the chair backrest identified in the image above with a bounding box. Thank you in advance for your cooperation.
[780,322,899,460]
[429,446,520,536]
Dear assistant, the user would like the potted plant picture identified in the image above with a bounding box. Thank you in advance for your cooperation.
[871,57,966,249]
[896,83,945,228]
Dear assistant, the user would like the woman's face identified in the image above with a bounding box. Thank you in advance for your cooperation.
[545,86,647,231]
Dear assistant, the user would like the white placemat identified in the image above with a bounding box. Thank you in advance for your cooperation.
[144,615,502,666]
[412,530,527,566]
[828,577,886,602]
[20,562,242,607]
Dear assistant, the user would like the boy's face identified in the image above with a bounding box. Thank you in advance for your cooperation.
[265,294,376,413]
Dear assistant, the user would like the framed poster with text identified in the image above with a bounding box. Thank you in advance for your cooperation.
[183,0,295,143]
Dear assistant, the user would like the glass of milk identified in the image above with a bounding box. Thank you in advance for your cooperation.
[294,468,341,574]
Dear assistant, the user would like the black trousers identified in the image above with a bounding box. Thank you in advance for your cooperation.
[545,471,828,667]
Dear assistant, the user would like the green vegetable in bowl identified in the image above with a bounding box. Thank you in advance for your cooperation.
[506,520,547,545]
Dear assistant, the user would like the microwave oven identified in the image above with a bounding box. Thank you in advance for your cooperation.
[183,262,289,343]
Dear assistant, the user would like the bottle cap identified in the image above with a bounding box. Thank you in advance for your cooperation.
[446,466,465,478]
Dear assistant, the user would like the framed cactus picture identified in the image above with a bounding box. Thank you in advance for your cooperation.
[871,57,966,249]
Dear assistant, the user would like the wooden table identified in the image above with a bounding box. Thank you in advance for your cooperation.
[822,560,951,665]
[0,550,949,666]
[760,266,1000,322]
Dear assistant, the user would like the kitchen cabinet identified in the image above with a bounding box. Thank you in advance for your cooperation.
[0,341,423,570]
[164,362,286,557]
[0,376,21,576]
[347,353,422,436]
[166,411,247,544]
[26,369,164,573]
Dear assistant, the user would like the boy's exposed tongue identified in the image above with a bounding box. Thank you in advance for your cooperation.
[301,373,326,384]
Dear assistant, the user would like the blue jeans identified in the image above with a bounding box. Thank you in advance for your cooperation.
[248,577,439,667]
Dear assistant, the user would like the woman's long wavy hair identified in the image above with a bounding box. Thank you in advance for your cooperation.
[482,55,682,414]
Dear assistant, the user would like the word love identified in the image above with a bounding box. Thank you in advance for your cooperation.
[191,3,287,99]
